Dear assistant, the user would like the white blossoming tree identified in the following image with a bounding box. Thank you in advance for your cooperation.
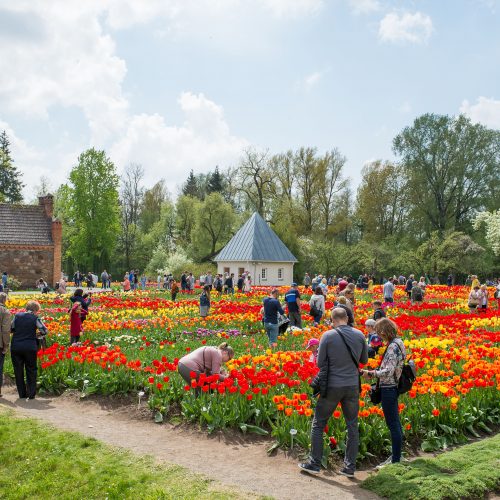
[474,210,500,256]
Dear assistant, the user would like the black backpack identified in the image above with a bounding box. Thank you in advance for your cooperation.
[393,342,417,394]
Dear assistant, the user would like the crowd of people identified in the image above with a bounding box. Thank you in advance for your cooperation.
[1,265,499,480]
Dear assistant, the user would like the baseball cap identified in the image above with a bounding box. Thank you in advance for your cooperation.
[291,282,298,286]
[365,319,376,327]
[306,338,319,348]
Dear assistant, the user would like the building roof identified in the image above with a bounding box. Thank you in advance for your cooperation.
[0,204,53,246]
[214,212,297,263]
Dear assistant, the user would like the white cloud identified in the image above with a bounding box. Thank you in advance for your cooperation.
[349,0,380,15]
[460,97,500,128]
[0,1,328,199]
[109,92,248,193]
[379,11,433,44]
[0,2,128,144]
[0,118,64,198]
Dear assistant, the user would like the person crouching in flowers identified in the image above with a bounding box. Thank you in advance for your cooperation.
[199,285,211,318]
[361,318,406,468]
[177,342,234,392]
[69,302,86,345]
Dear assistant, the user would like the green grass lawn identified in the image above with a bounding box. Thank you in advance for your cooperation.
[362,433,500,500]
[0,408,256,500]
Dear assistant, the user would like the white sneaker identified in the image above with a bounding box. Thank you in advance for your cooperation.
[375,456,393,470]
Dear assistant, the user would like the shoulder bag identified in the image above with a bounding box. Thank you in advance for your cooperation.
[369,341,393,405]
[336,328,362,392]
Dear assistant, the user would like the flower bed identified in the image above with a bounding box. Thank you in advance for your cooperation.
[5,285,500,461]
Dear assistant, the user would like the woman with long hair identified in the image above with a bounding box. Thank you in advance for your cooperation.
[362,318,406,468]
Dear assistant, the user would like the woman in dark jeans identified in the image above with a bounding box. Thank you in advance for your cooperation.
[362,318,406,468]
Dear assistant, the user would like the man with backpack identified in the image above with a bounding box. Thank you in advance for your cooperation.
[299,307,368,478]
[284,283,302,329]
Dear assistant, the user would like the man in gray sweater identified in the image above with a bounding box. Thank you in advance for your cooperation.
[299,307,368,477]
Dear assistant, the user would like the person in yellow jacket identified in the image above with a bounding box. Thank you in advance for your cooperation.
[470,275,480,290]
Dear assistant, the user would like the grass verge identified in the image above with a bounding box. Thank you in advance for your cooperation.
[362,433,500,500]
[0,408,256,500]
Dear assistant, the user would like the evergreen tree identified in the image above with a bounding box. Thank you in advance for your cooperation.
[0,130,24,203]
[206,166,225,194]
[182,170,200,198]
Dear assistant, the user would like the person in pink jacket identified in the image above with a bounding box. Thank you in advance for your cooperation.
[177,342,234,388]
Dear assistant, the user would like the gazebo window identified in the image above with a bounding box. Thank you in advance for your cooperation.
[278,268,284,281]
[261,268,267,281]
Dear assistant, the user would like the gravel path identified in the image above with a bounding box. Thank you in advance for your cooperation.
[0,387,378,500]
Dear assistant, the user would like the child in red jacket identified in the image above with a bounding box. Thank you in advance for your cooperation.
[70,302,86,345]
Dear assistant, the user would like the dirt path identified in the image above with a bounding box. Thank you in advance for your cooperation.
[0,387,378,500]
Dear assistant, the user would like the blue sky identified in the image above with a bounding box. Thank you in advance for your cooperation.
[0,0,499,198]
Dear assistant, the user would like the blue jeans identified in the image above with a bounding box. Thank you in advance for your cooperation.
[310,386,360,471]
[264,323,279,345]
[381,386,403,462]
[313,312,322,325]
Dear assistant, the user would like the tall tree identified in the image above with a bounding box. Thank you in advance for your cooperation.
[206,166,225,194]
[268,151,295,203]
[293,147,323,232]
[175,195,200,246]
[66,149,120,271]
[0,130,24,203]
[393,113,500,236]
[118,164,144,269]
[330,188,355,244]
[236,148,272,216]
[355,161,408,241]
[140,180,168,233]
[317,149,348,237]
[191,192,235,259]
[182,170,201,198]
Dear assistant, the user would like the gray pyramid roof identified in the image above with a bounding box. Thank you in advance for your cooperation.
[214,212,297,262]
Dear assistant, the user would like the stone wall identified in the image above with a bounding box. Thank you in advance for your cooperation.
[0,245,54,288]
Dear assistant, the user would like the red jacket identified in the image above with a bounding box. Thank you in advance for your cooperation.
[70,304,84,336]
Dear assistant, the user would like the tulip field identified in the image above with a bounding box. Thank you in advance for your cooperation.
[5,285,500,463]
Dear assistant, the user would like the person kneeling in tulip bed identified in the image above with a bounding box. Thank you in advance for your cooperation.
[177,342,234,394]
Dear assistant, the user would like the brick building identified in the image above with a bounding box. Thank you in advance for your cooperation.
[0,195,62,288]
